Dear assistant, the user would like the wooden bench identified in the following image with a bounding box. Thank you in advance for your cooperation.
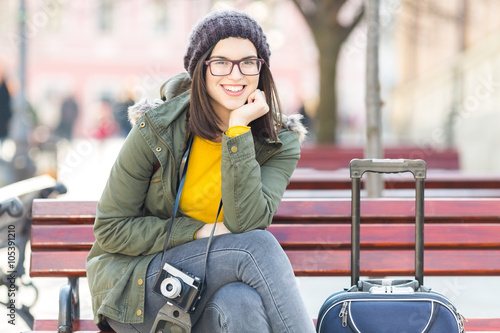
[29,198,500,332]
[296,145,460,170]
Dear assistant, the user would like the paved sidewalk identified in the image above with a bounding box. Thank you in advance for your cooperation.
[5,274,500,332]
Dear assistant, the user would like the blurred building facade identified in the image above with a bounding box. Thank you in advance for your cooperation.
[391,0,500,171]
[2,0,500,173]
[0,0,318,140]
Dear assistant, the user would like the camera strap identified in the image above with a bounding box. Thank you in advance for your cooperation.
[158,133,220,290]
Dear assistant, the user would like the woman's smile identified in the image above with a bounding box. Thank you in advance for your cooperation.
[222,84,246,95]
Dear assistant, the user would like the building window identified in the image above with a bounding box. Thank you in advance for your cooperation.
[152,0,169,34]
[43,0,63,32]
[98,0,114,33]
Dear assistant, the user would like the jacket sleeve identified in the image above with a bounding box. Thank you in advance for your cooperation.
[220,128,300,233]
[93,124,205,256]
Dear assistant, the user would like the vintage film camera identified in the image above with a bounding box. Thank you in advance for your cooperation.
[152,262,203,313]
[151,263,203,333]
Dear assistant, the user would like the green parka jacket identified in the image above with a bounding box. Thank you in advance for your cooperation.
[86,73,307,326]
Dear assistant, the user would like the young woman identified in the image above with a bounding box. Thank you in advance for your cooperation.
[86,10,315,333]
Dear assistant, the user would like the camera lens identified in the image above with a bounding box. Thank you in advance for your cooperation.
[160,277,182,298]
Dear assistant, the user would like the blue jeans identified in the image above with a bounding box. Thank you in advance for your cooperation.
[107,230,315,332]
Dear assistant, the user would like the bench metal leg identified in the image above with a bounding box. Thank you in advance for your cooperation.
[58,278,80,333]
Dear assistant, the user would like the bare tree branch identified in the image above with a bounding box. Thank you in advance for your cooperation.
[292,0,317,17]
[289,0,364,142]
[339,4,365,41]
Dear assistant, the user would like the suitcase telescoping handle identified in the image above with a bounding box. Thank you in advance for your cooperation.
[349,159,427,288]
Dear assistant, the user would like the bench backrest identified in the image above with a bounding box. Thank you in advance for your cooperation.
[296,145,459,170]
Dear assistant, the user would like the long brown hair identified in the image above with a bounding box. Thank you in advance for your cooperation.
[189,44,283,142]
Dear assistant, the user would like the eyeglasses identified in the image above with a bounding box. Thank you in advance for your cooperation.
[204,58,265,76]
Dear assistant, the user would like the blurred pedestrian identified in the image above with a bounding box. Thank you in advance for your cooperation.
[56,95,79,140]
[112,91,134,137]
[93,98,118,140]
[0,76,12,144]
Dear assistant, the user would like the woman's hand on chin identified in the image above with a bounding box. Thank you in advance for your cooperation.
[228,89,269,127]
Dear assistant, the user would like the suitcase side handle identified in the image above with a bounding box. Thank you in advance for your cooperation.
[350,158,427,180]
[350,158,426,289]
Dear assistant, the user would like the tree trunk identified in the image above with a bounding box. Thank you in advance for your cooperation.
[291,0,364,144]
[316,38,341,143]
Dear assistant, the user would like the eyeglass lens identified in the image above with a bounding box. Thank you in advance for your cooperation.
[208,59,262,76]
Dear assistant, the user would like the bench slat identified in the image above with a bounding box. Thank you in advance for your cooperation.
[296,145,459,170]
[31,223,500,251]
[32,200,98,224]
[32,198,500,224]
[30,251,88,278]
[287,249,500,276]
[31,224,96,250]
[30,318,500,332]
[30,249,500,278]
[276,199,500,223]
[272,223,500,249]
[289,169,500,190]
[465,318,500,331]
[32,318,110,332]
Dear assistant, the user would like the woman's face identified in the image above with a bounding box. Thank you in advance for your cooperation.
[205,37,260,122]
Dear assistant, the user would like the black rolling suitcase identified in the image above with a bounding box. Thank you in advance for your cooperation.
[316,159,465,333]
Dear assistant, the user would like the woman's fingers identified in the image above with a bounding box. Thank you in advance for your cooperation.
[229,89,269,127]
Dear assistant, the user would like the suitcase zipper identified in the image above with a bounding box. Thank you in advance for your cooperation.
[353,298,464,333]
[339,301,349,327]
[319,297,464,333]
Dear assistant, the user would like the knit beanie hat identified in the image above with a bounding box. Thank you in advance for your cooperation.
[183,10,271,78]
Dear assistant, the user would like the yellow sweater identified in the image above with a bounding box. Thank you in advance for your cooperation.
[180,126,250,225]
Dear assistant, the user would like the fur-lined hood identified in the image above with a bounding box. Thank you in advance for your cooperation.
[128,72,308,143]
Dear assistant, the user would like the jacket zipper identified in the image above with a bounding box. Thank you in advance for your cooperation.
[258,144,280,166]
[144,114,176,185]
